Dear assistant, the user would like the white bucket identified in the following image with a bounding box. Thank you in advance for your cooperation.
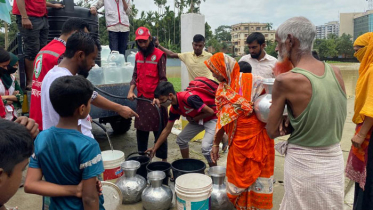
[101,150,125,182]
[175,173,213,210]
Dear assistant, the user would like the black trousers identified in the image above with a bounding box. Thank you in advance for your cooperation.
[137,129,168,159]
[353,130,373,210]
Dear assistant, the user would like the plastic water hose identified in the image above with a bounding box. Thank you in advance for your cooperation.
[93,86,164,140]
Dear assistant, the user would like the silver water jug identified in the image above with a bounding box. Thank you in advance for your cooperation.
[142,171,173,210]
[115,160,146,204]
[208,166,235,210]
[254,78,275,123]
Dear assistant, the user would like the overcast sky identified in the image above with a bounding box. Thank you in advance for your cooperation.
[131,0,368,32]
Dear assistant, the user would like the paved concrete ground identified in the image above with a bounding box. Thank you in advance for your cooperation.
[6,97,356,210]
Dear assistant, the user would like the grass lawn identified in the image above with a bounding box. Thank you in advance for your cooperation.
[168,77,181,92]
[326,61,350,64]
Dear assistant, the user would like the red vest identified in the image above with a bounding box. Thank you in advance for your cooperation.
[13,0,47,17]
[29,40,66,130]
[171,91,218,123]
[135,48,164,98]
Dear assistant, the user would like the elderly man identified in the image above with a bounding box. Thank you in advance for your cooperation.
[267,17,347,209]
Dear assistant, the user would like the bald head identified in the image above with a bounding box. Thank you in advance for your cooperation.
[277,17,316,54]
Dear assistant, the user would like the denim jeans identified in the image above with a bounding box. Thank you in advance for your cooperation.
[108,31,129,55]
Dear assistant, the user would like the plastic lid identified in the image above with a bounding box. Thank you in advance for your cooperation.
[102,181,122,209]
[175,173,212,190]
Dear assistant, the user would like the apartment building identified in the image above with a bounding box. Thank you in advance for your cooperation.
[316,21,339,39]
[231,23,275,56]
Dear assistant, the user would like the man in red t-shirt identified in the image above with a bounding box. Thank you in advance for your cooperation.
[29,18,90,130]
[146,81,218,167]
[12,0,63,89]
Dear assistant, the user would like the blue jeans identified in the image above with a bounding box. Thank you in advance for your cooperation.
[108,31,129,55]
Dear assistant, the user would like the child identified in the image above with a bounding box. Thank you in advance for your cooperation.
[25,76,105,210]
[238,61,252,73]
[0,119,34,210]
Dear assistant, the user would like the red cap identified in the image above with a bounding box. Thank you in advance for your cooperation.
[135,27,151,40]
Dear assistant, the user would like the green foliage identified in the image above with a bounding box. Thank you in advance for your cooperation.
[265,40,277,58]
[98,14,109,45]
[313,33,353,58]
[336,33,354,58]
[168,77,181,92]
[215,25,231,42]
[205,22,213,41]
[266,23,273,31]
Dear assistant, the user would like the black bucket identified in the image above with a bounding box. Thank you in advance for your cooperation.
[171,159,206,181]
[146,161,171,186]
[127,152,150,179]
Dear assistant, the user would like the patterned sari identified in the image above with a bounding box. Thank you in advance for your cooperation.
[205,53,274,210]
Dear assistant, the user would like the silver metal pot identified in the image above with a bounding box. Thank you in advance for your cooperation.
[254,78,275,123]
[115,160,146,204]
[142,171,173,210]
[208,166,235,210]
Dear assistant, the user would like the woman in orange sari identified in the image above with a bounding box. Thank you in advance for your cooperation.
[205,53,274,210]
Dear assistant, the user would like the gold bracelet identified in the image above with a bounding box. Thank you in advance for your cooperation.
[213,145,220,147]
[21,16,29,19]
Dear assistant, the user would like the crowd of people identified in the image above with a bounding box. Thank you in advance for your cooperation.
[0,1,372,210]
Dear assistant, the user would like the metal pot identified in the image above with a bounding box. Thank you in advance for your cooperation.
[115,160,147,204]
[254,78,275,123]
[208,166,235,210]
[142,171,173,210]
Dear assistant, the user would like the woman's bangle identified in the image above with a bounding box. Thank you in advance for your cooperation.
[213,145,220,147]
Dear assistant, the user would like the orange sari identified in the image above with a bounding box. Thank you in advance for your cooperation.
[205,53,274,210]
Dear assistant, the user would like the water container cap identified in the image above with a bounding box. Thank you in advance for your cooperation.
[176,173,212,189]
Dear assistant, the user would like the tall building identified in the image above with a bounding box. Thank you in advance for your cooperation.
[316,21,339,39]
[340,10,373,40]
[230,23,276,56]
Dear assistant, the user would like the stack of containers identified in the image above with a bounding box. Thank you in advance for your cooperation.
[175,173,213,210]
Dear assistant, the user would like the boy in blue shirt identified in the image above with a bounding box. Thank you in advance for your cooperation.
[24,76,105,210]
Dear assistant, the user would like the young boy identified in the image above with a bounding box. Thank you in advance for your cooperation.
[0,119,34,210]
[25,76,105,210]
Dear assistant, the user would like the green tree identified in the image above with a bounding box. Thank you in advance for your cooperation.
[265,40,277,58]
[266,23,273,31]
[315,39,338,58]
[205,22,213,41]
[336,33,354,58]
[215,25,231,41]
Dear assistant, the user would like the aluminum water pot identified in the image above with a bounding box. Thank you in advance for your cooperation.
[142,171,173,210]
[254,78,275,123]
[208,166,235,210]
[115,160,146,204]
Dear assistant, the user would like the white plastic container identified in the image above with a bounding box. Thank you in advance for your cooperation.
[121,62,134,83]
[104,62,123,84]
[108,51,125,66]
[127,52,136,67]
[101,150,125,182]
[87,66,104,85]
[175,173,213,210]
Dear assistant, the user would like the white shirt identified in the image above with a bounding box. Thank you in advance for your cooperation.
[41,66,94,138]
[239,53,277,78]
